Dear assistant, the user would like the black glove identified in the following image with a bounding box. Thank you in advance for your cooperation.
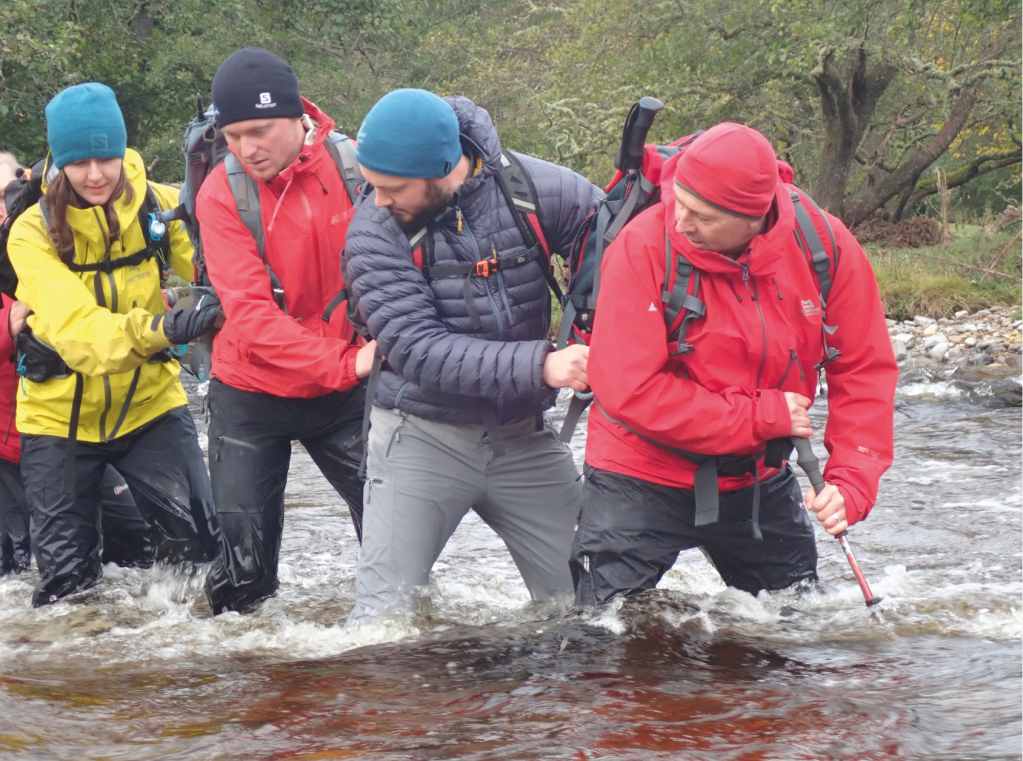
[159,286,222,345]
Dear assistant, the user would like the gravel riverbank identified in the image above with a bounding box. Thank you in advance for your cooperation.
[888,305,1022,371]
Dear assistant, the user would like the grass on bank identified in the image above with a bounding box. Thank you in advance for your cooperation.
[866,224,1021,321]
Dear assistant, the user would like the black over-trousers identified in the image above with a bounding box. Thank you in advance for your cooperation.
[0,459,155,575]
[203,379,365,615]
[21,406,219,606]
[570,465,818,605]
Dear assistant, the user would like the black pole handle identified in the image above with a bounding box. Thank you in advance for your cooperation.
[791,436,826,495]
[614,96,664,173]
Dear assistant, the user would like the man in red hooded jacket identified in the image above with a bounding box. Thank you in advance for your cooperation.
[196,48,377,614]
[570,123,897,603]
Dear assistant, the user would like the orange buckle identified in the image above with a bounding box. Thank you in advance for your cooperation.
[475,257,498,277]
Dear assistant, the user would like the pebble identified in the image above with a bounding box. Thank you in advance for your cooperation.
[889,304,1021,368]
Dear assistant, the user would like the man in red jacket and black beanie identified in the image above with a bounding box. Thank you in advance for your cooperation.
[571,122,897,603]
[196,48,377,614]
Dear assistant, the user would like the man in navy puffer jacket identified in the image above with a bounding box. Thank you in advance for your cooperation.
[344,89,601,623]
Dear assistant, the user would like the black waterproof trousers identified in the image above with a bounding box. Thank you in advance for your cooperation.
[0,460,154,575]
[21,406,219,606]
[203,379,365,615]
[570,465,818,605]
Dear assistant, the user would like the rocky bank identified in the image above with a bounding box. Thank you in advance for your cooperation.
[888,305,1023,371]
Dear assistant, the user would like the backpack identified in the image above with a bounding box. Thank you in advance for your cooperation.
[0,157,51,296]
[177,94,363,315]
[556,98,841,443]
[0,155,171,299]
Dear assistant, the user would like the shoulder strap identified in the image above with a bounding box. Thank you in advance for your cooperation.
[789,188,842,370]
[789,189,837,306]
[139,182,170,267]
[224,153,287,311]
[661,231,705,356]
[493,151,563,303]
[225,152,265,260]
[324,132,364,204]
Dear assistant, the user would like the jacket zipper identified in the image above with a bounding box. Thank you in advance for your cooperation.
[299,185,325,335]
[777,349,805,389]
[493,246,515,324]
[461,210,505,340]
[742,265,768,389]
[393,381,411,408]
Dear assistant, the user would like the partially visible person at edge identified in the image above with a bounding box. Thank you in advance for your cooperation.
[0,294,157,575]
[343,89,600,625]
[571,123,897,603]
[6,83,221,606]
[196,48,376,615]
[0,152,20,226]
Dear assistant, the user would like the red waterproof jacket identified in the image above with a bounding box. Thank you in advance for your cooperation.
[0,296,20,462]
[197,99,361,398]
[585,151,897,526]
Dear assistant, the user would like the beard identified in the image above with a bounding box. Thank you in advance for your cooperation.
[393,181,456,233]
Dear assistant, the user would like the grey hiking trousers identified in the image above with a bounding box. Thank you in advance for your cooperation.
[347,407,581,624]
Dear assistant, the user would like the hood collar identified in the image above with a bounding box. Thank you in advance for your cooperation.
[264,97,338,187]
[660,150,796,276]
[443,96,503,201]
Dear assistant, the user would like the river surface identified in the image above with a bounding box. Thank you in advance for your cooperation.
[0,369,1019,760]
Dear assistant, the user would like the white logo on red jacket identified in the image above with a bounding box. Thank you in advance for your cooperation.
[801,298,821,317]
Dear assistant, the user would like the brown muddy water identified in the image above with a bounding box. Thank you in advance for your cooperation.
[0,369,1019,760]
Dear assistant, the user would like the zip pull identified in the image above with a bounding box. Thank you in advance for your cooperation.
[791,349,805,381]
[741,266,756,300]
[456,208,463,232]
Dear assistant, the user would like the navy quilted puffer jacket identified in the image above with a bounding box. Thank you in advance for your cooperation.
[345,96,602,425]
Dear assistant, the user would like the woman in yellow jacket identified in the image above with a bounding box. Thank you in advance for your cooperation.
[7,83,222,606]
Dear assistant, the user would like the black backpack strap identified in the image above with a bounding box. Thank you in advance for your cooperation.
[661,232,705,356]
[357,346,384,479]
[493,152,564,304]
[324,132,364,204]
[558,391,592,443]
[790,189,841,370]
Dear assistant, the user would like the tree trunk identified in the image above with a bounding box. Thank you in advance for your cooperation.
[812,48,897,217]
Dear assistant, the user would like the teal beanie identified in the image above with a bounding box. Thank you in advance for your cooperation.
[356,89,462,179]
[45,83,127,169]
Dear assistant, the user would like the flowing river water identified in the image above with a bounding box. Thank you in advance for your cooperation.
[0,369,1020,760]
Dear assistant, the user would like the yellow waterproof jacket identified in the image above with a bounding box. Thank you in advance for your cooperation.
[8,149,192,441]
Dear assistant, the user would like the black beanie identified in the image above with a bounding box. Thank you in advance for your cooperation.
[211,48,304,128]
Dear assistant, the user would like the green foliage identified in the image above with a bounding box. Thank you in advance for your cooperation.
[0,0,1018,214]
[868,225,1022,319]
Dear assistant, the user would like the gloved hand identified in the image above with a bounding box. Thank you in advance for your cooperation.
[159,286,222,345]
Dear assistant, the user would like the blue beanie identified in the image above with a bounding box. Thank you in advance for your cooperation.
[356,89,462,179]
[45,83,127,169]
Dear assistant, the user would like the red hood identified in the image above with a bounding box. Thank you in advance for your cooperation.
[660,150,797,278]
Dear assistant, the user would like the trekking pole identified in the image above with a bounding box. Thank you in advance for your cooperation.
[790,436,882,608]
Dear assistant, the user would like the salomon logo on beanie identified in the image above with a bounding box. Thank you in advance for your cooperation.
[211,48,304,128]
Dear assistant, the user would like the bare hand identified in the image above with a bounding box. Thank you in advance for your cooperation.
[805,483,847,536]
[543,344,589,392]
[355,340,379,379]
[8,301,30,339]
[785,391,812,437]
